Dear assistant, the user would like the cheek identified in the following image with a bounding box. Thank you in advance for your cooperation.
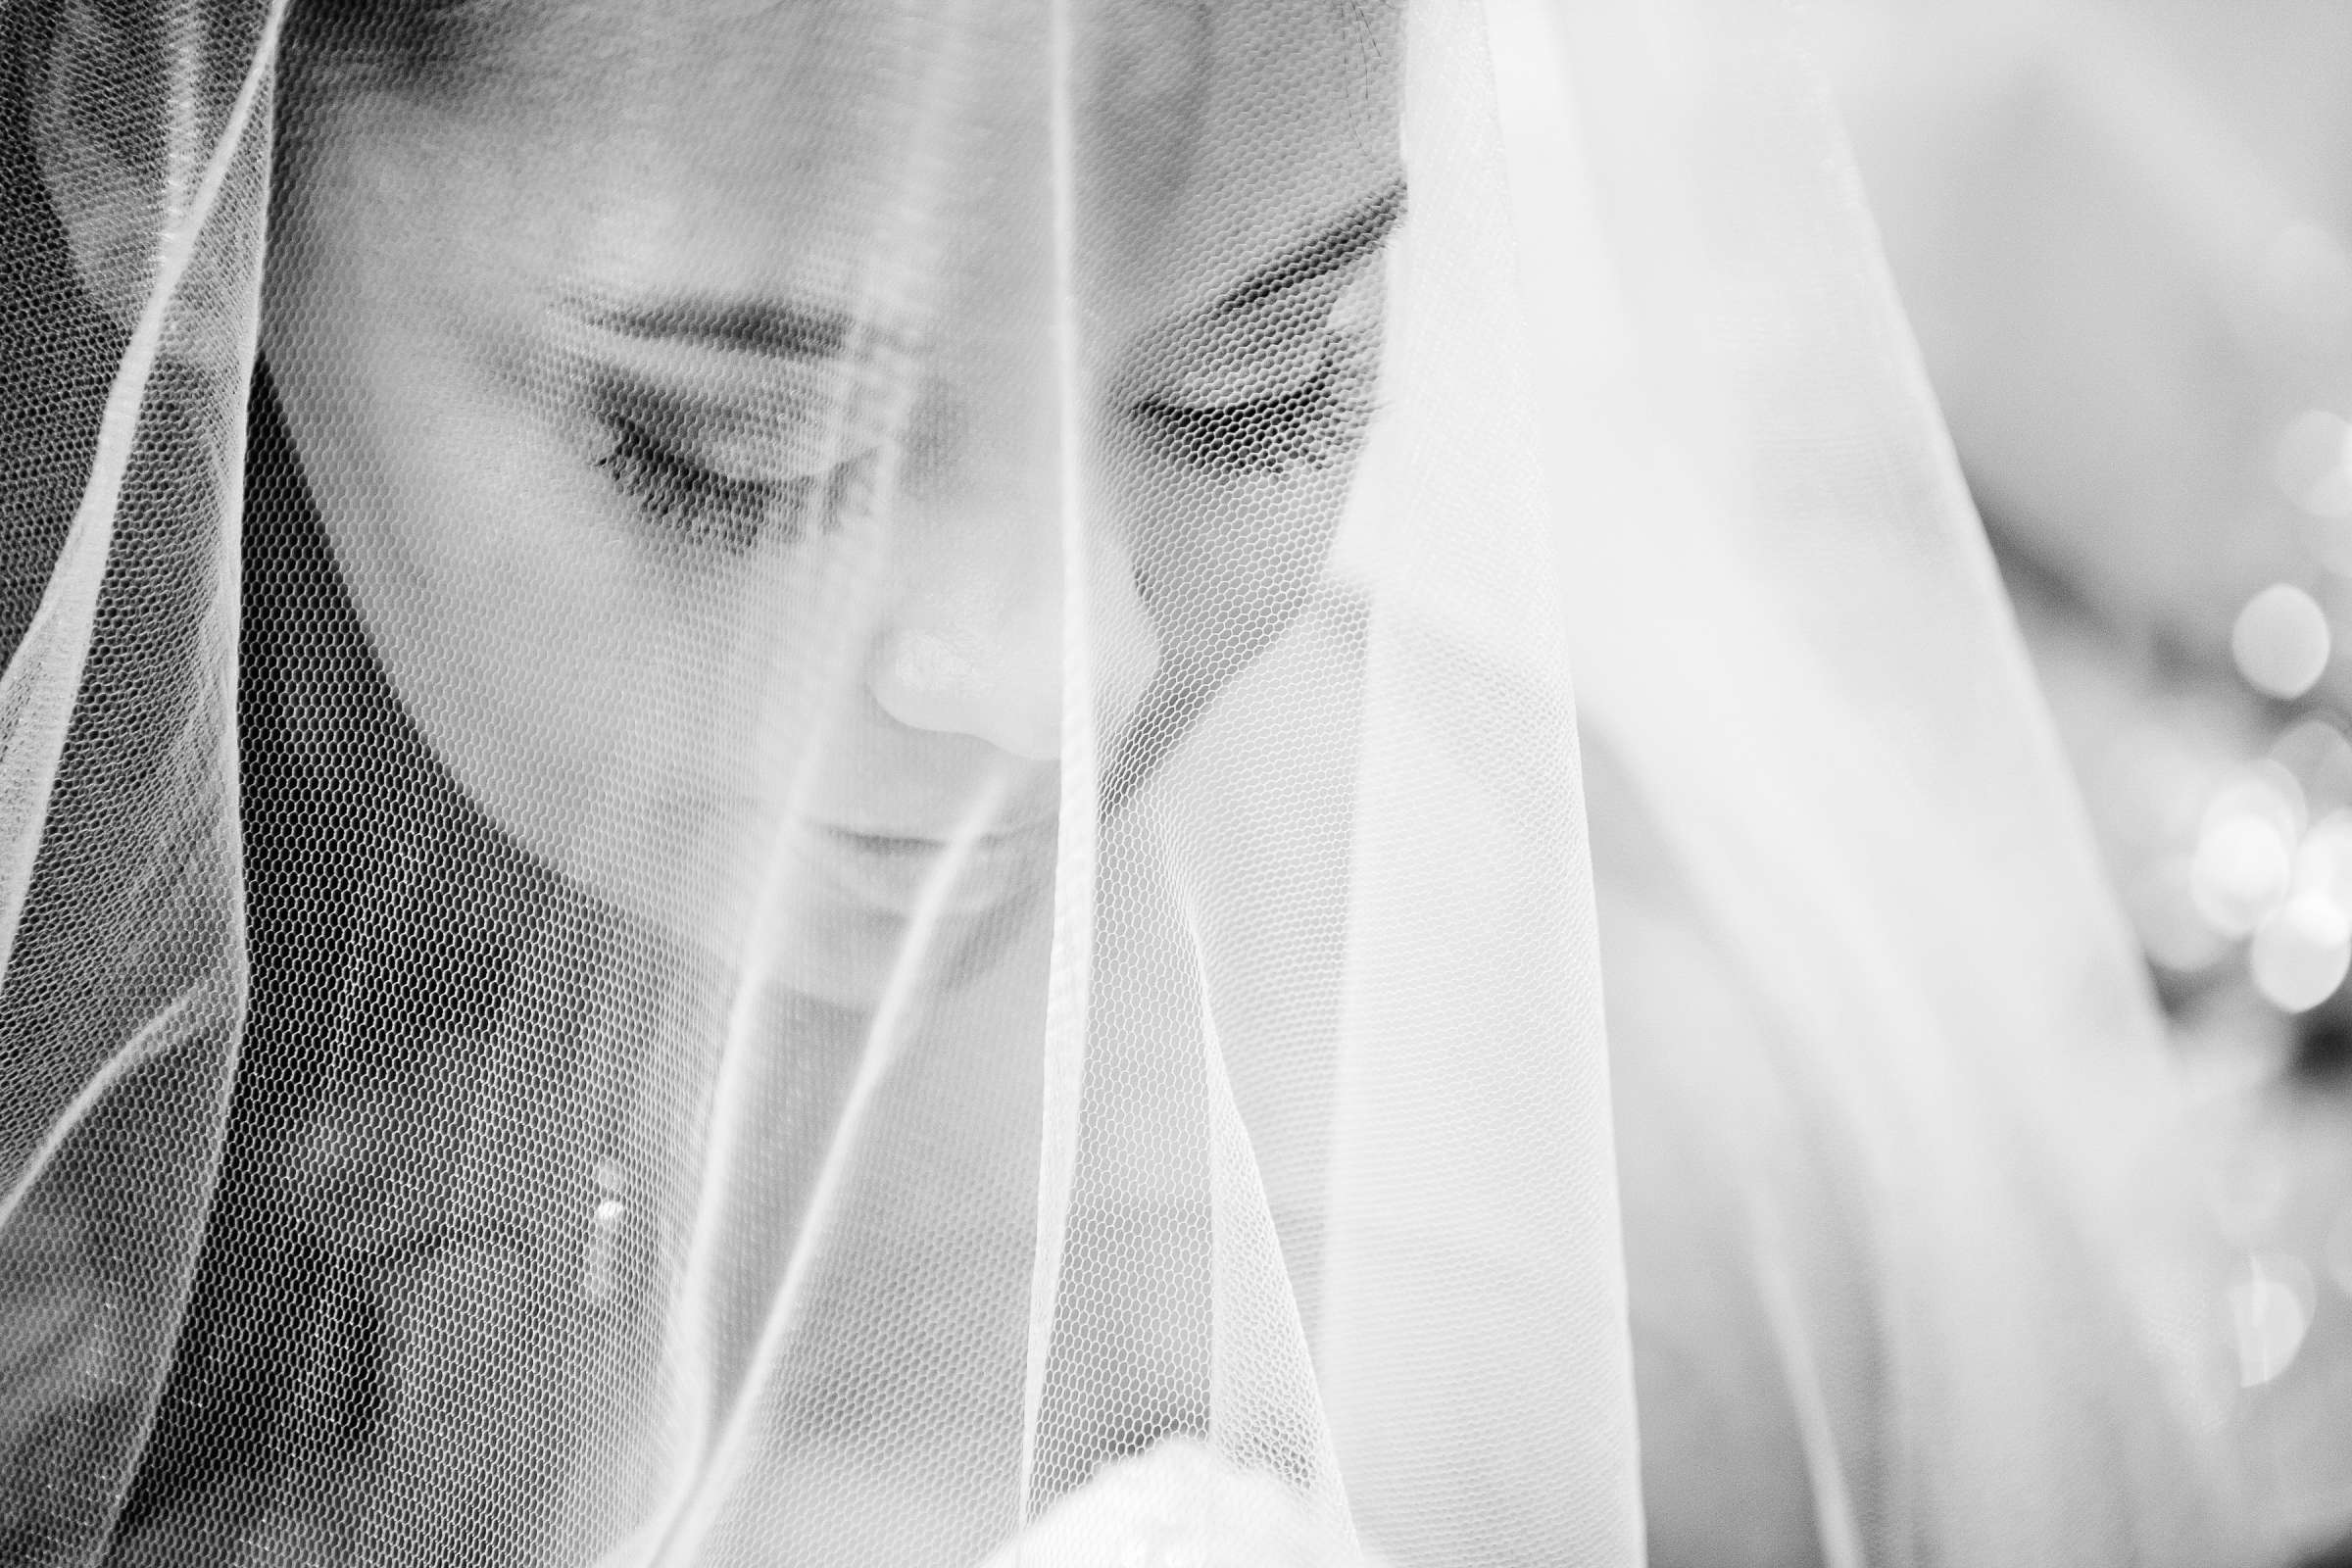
[281,308,850,920]
[323,353,662,786]
[1115,451,1355,684]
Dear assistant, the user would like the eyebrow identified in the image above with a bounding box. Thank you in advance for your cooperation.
[564,178,1404,359]
[1211,179,1404,316]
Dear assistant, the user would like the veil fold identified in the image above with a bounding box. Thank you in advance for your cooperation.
[0,0,2243,1563]
[1494,0,2247,1556]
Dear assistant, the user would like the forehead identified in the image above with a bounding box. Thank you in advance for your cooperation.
[390,0,1401,339]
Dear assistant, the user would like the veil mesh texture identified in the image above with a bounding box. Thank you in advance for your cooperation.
[0,0,2246,1564]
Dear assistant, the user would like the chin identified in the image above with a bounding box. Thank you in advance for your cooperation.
[552,806,1059,1010]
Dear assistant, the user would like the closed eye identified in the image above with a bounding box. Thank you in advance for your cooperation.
[1132,351,1376,476]
[595,413,822,552]
[1131,293,1382,479]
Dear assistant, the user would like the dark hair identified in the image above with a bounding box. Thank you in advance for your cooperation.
[282,0,492,95]
[98,0,561,1519]
[107,349,564,1558]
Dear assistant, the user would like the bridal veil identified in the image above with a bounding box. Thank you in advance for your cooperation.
[0,0,2249,1562]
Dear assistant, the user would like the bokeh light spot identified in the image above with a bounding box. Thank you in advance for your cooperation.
[2232,583,2332,701]
[2251,893,2352,1012]
[2193,812,2295,938]
[2230,1252,2317,1388]
[2297,811,2352,919]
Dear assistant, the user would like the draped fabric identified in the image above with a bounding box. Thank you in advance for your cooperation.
[0,0,2246,1564]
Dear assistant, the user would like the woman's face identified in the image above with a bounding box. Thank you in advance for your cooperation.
[262,0,1399,996]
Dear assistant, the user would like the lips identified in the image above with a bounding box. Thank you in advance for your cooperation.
[800,816,1060,918]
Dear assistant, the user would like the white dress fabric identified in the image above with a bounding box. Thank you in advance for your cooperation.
[0,0,2247,1564]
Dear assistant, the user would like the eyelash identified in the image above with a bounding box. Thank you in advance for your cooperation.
[597,307,1382,545]
[595,415,822,553]
[1130,311,1382,478]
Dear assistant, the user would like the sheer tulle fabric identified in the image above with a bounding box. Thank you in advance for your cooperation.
[0,0,2238,1564]
[1492,3,2248,1560]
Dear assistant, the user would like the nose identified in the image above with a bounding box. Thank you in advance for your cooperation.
[865,467,1158,764]
[861,163,1159,764]
[868,559,1058,762]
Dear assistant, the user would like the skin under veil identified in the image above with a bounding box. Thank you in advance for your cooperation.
[6,0,2069,1559]
[261,0,1403,1007]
